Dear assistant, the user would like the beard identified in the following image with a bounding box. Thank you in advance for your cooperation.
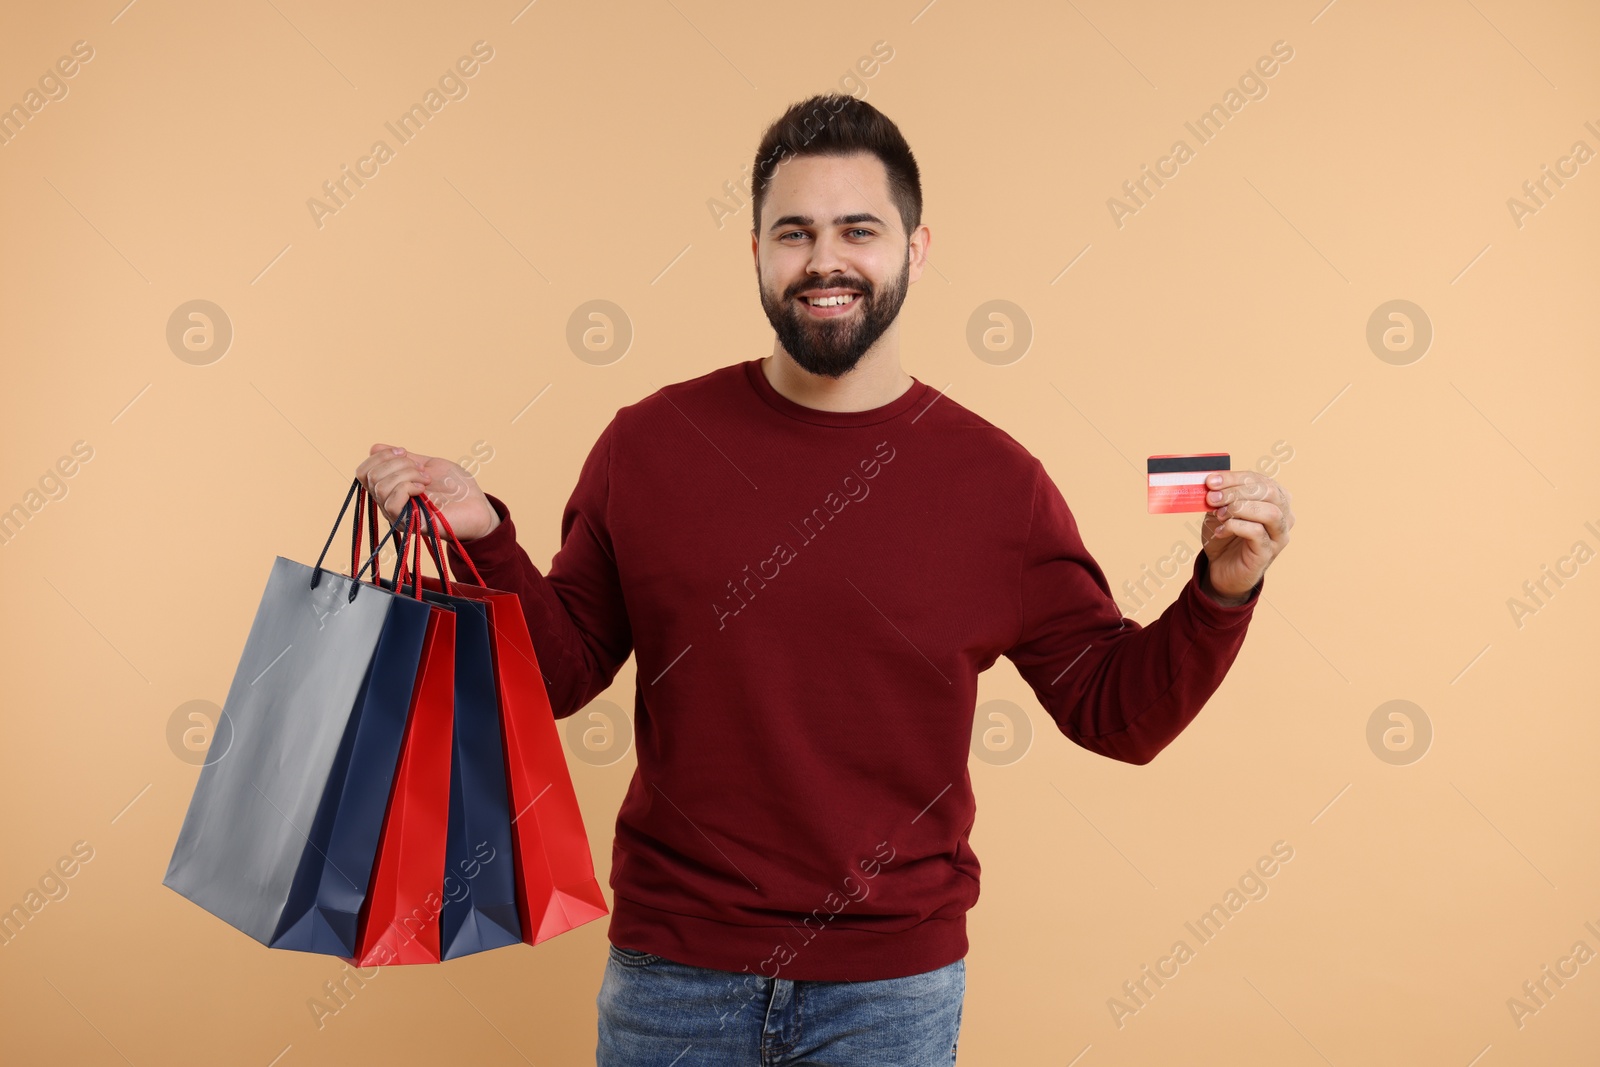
[758,253,911,380]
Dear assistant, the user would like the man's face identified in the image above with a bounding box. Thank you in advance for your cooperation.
[752,152,925,379]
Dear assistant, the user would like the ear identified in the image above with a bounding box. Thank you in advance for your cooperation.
[907,224,932,285]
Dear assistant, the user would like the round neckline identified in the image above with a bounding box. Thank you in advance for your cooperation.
[743,358,931,428]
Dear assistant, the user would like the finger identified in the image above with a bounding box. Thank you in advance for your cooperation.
[1205,469,1270,488]
[357,446,416,484]
[360,459,429,503]
[367,443,428,472]
[1211,516,1272,550]
[379,481,427,522]
[370,466,423,498]
[365,462,430,518]
[1206,473,1282,509]
[1199,510,1232,550]
[356,448,395,481]
[365,455,432,486]
[1215,499,1289,540]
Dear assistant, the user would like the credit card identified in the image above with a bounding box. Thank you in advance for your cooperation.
[1148,453,1229,513]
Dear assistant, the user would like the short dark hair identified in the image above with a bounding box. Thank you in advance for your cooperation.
[750,93,922,240]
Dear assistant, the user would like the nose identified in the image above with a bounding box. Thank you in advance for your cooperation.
[805,230,851,282]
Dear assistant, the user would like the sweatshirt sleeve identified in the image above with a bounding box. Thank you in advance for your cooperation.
[446,420,633,719]
[1002,460,1261,765]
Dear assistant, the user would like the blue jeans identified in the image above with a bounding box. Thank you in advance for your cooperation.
[597,943,966,1066]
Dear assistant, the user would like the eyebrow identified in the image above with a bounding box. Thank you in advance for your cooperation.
[767,213,887,235]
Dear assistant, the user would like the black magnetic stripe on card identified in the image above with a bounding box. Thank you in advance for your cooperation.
[1147,454,1230,474]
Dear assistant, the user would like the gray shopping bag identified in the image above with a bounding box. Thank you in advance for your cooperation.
[163,486,432,948]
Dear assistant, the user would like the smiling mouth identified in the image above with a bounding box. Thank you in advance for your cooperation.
[797,293,862,317]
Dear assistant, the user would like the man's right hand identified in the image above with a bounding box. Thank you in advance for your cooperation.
[354,443,501,542]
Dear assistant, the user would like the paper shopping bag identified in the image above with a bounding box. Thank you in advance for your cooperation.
[370,502,523,961]
[349,604,457,966]
[163,483,431,954]
[414,496,608,945]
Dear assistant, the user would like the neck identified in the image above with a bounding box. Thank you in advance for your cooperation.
[761,346,913,413]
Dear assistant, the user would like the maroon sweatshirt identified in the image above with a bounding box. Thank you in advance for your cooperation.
[448,357,1261,981]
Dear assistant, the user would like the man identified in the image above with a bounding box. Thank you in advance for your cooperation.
[357,92,1293,1066]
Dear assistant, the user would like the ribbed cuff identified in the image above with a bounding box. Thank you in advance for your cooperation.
[1184,550,1263,629]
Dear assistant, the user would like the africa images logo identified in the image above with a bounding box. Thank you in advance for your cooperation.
[712,440,896,630]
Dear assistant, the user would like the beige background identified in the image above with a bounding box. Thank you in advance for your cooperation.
[2,0,1597,1064]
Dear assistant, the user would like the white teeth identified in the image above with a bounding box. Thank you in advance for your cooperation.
[805,294,858,307]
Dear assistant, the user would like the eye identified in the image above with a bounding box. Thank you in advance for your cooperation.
[778,228,876,241]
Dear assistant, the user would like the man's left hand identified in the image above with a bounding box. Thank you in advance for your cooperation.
[1199,470,1294,604]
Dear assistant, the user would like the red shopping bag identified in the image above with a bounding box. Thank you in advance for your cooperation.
[350,607,455,965]
[415,496,609,945]
[347,497,456,966]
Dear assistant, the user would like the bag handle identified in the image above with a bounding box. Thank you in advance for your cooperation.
[351,484,379,581]
[387,500,432,600]
[414,494,487,588]
[348,483,410,592]
[416,496,453,594]
[350,483,411,584]
[310,479,480,602]
[313,478,406,602]
[394,495,454,597]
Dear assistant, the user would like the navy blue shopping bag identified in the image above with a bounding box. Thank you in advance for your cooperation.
[438,593,522,958]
